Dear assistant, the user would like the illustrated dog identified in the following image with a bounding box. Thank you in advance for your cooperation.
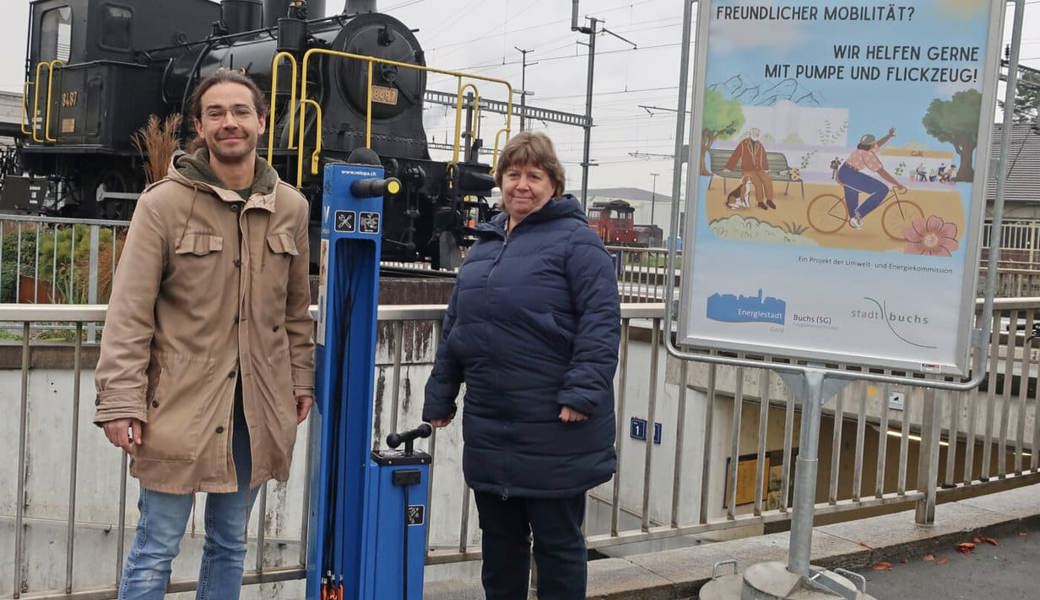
[726,177,755,209]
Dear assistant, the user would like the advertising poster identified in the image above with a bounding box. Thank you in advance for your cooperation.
[678,0,1004,375]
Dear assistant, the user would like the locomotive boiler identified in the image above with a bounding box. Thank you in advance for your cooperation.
[5,0,511,267]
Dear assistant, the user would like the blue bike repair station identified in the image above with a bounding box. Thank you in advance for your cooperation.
[308,151,433,600]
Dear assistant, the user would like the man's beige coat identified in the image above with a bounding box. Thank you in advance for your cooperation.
[94,151,315,494]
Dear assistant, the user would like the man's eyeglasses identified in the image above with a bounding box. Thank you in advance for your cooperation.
[202,105,257,122]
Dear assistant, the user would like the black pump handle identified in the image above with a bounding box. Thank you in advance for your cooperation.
[386,423,433,450]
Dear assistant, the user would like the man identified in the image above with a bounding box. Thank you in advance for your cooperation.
[94,69,314,600]
[724,127,776,210]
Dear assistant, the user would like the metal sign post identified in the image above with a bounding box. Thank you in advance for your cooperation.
[307,159,431,600]
[668,0,1028,597]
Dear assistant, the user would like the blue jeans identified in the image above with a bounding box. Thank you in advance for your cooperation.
[118,398,258,600]
[838,163,888,219]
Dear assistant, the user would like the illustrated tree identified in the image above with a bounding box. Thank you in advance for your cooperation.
[922,89,981,182]
[700,87,745,175]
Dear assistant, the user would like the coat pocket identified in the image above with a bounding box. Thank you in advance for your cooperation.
[141,354,213,462]
[170,233,225,295]
[527,309,574,349]
[175,233,223,256]
[266,232,299,256]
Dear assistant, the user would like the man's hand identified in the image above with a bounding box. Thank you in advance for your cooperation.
[297,395,313,423]
[894,184,909,194]
[888,127,896,136]
[430,418,452,427]
[102,418,144,454]
[559,406,588,423]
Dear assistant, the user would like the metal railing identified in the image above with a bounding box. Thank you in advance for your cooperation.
[0,215,128,307]
[5,218,1040,306]
[2,299,1039,598]
[606,246,675,303]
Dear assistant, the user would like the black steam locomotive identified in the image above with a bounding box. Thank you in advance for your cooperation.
[3,0,506,266]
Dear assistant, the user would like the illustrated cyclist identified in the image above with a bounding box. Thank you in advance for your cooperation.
[837,128,908,229]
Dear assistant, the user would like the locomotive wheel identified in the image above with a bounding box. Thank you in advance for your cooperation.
[97,170,136,221]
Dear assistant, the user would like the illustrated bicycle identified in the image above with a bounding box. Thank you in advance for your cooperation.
[805,186,924,240]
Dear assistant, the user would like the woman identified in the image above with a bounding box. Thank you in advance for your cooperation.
[423,132,620,599]
[838,127,908,229]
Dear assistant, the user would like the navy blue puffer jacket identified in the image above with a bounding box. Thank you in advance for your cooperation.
[423,195,621,498]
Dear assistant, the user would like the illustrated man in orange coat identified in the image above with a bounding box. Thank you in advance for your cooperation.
[724,127,775,210]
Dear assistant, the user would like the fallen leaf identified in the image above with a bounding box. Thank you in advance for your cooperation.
[872,561,894,571]
[858,542,875,551]
[935,557,949,565]
[979,537,998,546]
[923,554,935,561]
[1020,532,1029,538]
[955,542,976,554]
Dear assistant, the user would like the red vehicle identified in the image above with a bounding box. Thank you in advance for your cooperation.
[588,200,639,245]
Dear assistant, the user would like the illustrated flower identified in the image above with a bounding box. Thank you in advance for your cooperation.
[904,216,959,256]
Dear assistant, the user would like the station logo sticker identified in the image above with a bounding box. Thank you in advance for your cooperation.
[359,211,381,234]
[334,210,356,232]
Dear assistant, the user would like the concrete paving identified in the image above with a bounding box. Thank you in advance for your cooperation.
[423,482,1040,599]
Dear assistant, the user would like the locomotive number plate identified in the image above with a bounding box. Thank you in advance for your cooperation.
[61,118,76,133]
[371,85,398,105]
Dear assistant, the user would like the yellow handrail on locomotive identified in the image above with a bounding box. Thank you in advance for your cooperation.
[295,99,322,188]
[490,127,510,174]
[452,82,481,165]
[31,60,64,143]
[20,80,32,136]
[295,47,513,181]
[365,61,374,149]
[44,61,64,142]
[267,51,299,164]
[31,62,49,142]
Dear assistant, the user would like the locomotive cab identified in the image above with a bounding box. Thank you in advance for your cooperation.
[6,0,220,217]
[589,199,638,245]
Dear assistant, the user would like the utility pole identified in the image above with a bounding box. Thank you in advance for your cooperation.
[649,172,660,227]
[671,0,695,252]
[571,1,636,211]
[514,46,536,131]
[576,16,598,211]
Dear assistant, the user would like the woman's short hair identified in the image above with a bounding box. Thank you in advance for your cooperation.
[495,132,567,197]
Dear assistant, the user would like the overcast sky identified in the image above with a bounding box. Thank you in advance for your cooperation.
[1,0,1037,198]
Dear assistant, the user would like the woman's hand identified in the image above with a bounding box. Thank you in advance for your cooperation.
[559,406,588,422]
[430,418,453,427]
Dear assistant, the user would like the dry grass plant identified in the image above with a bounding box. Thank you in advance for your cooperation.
[131,114,183,184]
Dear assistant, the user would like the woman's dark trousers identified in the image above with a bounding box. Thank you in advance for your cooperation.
[474,492,588,600]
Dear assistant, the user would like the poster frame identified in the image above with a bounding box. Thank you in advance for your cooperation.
[673,0,1008,378]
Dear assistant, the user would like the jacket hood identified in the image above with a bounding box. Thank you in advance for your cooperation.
[481,194,587,236]
[170,149,279,200]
